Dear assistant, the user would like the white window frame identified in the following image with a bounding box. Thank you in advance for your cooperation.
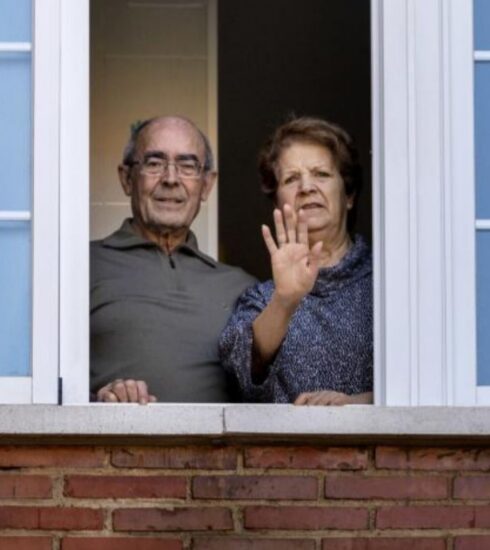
[373,0,478,405]
[0,0,89,404]
[58,0,89,403]
[0,0,63,403]
[5,0,483,407]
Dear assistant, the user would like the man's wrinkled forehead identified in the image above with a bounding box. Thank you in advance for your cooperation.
[136,118,205,159]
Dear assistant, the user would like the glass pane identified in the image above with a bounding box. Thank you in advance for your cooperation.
[0,52,31,210]
[0,0,31,42]
[477,231,490,385]
[475,62,490,219]
[475,0,490,50]
[0,221,31,376]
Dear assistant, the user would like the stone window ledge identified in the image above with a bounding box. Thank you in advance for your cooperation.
[1,404,489,445]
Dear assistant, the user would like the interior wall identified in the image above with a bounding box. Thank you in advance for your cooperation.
[218,0,372,281]
[90,0,215,254]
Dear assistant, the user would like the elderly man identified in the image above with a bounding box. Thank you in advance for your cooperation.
[90,116,255,403]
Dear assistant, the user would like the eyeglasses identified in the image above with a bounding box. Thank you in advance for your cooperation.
[128,157,203,179]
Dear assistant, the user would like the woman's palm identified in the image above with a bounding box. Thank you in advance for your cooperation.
[271,242,318,300]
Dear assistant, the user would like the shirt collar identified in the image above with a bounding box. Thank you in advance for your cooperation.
[101,218,218,268]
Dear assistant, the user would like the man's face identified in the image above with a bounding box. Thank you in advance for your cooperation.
[119,119,215,241]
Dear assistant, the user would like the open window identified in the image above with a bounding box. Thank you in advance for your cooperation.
[2,0,487,408]
[87,0,373,405]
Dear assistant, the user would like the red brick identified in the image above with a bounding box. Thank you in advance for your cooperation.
[475,506,490,527]
[193,539,315,550]
[325,475,448,500]
[64,475,186,499]
[0,475,52,498]
[114,507,233,531]
[0,506,104,530]
[0,537,53,550]
[454,476,490,499]
[244,447,368,470]
[0,447,105,468]
[193,475,318,500]
[244,506,368,530]
[454,536,490,550]
[62,537,182,550]
[376,505,475,529]
[375,448,409,469]
[321,538,446,550]
[112,447,237,470]
[376,447,490,471]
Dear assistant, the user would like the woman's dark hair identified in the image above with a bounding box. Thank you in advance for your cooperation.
[258,116,363,232]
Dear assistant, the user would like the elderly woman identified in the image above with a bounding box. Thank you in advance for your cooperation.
[219,117,372,405]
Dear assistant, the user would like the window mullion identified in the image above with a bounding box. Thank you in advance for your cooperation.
[31,0,61,403]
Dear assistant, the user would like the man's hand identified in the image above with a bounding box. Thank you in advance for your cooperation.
[96,379,157,404]
[294,390,373,406]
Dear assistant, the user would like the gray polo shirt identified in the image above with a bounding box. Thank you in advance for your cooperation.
[90,220,256,402]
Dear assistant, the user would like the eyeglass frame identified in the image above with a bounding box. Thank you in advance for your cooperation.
[125,152,206,179]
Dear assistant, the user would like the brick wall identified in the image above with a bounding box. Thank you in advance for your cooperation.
[1,443,490,549]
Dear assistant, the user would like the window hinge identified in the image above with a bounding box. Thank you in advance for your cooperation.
[58,377,63,405]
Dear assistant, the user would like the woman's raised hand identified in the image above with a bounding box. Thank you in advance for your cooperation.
[262,204,323,307]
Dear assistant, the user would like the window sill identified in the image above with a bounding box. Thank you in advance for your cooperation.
[0,404,489,445]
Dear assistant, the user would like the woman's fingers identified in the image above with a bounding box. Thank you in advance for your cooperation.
[273,205,301,246]
[310,392,332,405]
[297,209,308,245]
[273,209,287,246]
[261,224,278,255]
[293,392,311,405]
[294,390,350,406]
[283,204,297,244]
[268,205,320,262]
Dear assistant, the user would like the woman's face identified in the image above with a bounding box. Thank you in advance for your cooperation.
[275,141,353,239]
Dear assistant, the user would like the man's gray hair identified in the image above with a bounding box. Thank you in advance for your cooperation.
[122,116,214,171]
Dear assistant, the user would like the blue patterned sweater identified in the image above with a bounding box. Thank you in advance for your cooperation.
[219,236,373,403]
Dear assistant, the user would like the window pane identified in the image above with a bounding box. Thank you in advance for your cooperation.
[477,231,490,385]
[0,52,31,210]
[0,221,31,376]
[474,0,490,50]
[0,0,31,42]
[475,62,490,219]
